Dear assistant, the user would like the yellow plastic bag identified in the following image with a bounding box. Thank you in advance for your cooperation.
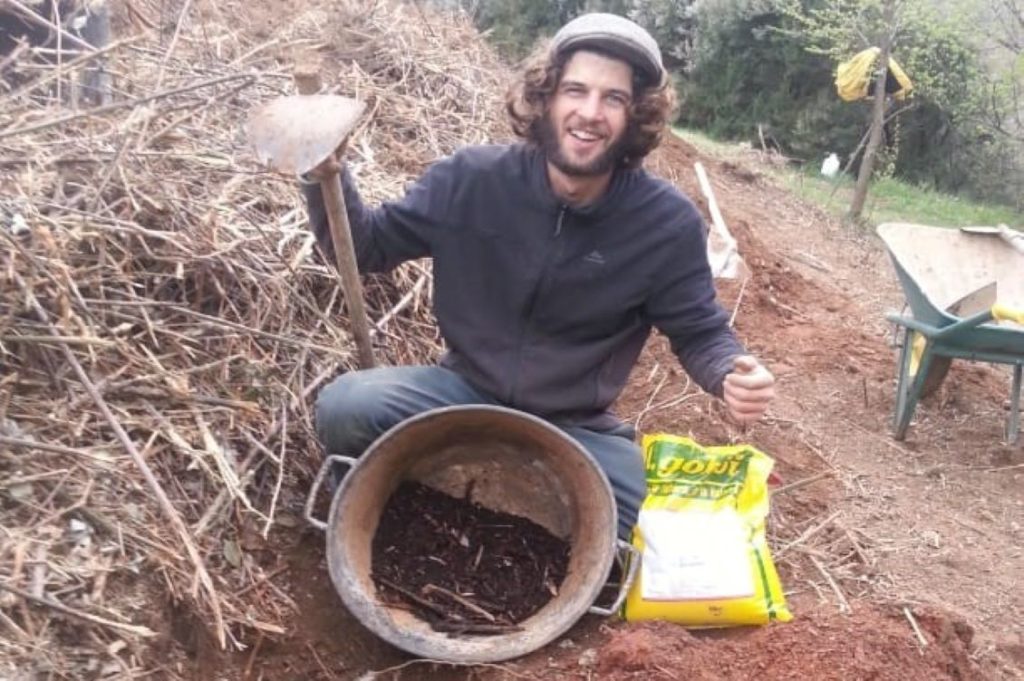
[622,434,792,626]
[835,47,913,102]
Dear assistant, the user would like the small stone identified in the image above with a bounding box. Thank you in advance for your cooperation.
[223,539,243,568]
[557,638,576,649]
[8,483,34,501]
[11,213,30,235]
[577,648,598,668]
[919,530,941,548]
[275,513,300,528]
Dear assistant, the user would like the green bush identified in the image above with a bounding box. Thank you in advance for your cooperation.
[453,0,1022,210]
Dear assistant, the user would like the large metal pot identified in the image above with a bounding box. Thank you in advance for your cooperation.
[304,405,637,663]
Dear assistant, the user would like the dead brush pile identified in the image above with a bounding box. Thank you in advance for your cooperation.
[0,0,508,675]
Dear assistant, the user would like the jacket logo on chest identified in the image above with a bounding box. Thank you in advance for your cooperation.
[583,250,606,265]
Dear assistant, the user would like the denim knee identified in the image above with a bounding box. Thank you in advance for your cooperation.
[314,371,383,455]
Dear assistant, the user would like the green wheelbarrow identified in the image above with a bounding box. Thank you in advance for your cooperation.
[878,223,1024,443]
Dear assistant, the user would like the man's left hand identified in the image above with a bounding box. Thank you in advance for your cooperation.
[723,355,775,425]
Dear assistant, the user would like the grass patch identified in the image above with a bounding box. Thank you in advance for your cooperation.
[783,170,1021,228]
[672,127,1022,229]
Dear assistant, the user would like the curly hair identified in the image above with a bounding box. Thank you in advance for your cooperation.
[505,41,677,170]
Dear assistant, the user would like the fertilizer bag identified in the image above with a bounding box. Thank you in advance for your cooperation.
[623,434,791,626]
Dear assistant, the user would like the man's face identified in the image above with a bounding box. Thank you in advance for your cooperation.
[541,50,634,177]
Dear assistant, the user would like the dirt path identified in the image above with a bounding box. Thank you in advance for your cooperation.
[626,136,1024,677]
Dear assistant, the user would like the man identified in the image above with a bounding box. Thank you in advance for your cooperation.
[303,13,775,538]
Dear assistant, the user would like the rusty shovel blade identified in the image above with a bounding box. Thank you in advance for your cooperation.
[246,94,366,176]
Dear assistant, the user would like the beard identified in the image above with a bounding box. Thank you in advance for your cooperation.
[537,116,628,177]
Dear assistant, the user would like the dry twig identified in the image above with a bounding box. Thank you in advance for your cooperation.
[811,556,852,614]
[11,270,228,646]
[903,606,929,648]
[0,582,156,637]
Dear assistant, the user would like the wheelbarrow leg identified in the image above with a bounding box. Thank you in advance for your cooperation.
[1009,362,1022,445]
[893,329,915,439]
[893,330,936,440]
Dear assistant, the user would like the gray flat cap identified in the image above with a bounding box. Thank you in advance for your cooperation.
[550,13,664,84]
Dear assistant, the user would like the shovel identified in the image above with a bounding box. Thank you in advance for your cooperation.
[246,84,376,368]
[960,224,1024,255]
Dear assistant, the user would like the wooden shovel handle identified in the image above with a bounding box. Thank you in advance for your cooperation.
[321,173,377,368]
[295,60,376,368]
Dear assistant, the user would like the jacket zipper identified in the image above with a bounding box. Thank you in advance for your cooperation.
[509,205,567,405]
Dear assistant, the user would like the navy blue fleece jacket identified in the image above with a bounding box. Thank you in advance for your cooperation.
[303,143,744,429]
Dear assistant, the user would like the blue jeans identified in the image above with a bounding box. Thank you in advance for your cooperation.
[314,365,646,539]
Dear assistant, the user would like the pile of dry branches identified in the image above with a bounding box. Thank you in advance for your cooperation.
[0,0,507,675]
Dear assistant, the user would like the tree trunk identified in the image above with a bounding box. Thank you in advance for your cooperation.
[849,0,896,220]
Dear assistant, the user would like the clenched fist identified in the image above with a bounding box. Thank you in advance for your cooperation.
[723,355,775,425]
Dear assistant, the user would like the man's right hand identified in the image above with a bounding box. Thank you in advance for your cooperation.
[306,154,343,182]
[305,140,349,182]
[722,355,775,425]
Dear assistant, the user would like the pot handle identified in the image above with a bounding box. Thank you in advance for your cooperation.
[304,454,358,532]
[588,539,641,617]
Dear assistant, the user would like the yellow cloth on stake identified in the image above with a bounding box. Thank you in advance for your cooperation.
[836,47,913,102]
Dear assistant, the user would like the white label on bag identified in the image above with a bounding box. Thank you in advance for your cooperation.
[638,507,756,601]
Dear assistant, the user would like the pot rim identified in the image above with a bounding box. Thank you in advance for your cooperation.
[324,404,619,662]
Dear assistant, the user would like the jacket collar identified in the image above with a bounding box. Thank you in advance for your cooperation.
[524,144,635,218]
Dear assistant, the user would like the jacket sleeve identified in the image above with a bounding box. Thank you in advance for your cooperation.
[302,156,459,273]
[642,205,745,398]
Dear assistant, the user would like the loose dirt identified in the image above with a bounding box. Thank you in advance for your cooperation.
[372,481,570,633]
[590,609,976,681]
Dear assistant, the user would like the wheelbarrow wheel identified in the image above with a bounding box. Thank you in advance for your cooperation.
[919,355,952,398]
[902,329,951,398]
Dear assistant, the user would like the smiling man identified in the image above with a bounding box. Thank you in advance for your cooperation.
[303,13,775,539]
[540,50,632,199]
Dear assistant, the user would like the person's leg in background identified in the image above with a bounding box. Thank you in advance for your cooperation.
[560,423,646,540]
